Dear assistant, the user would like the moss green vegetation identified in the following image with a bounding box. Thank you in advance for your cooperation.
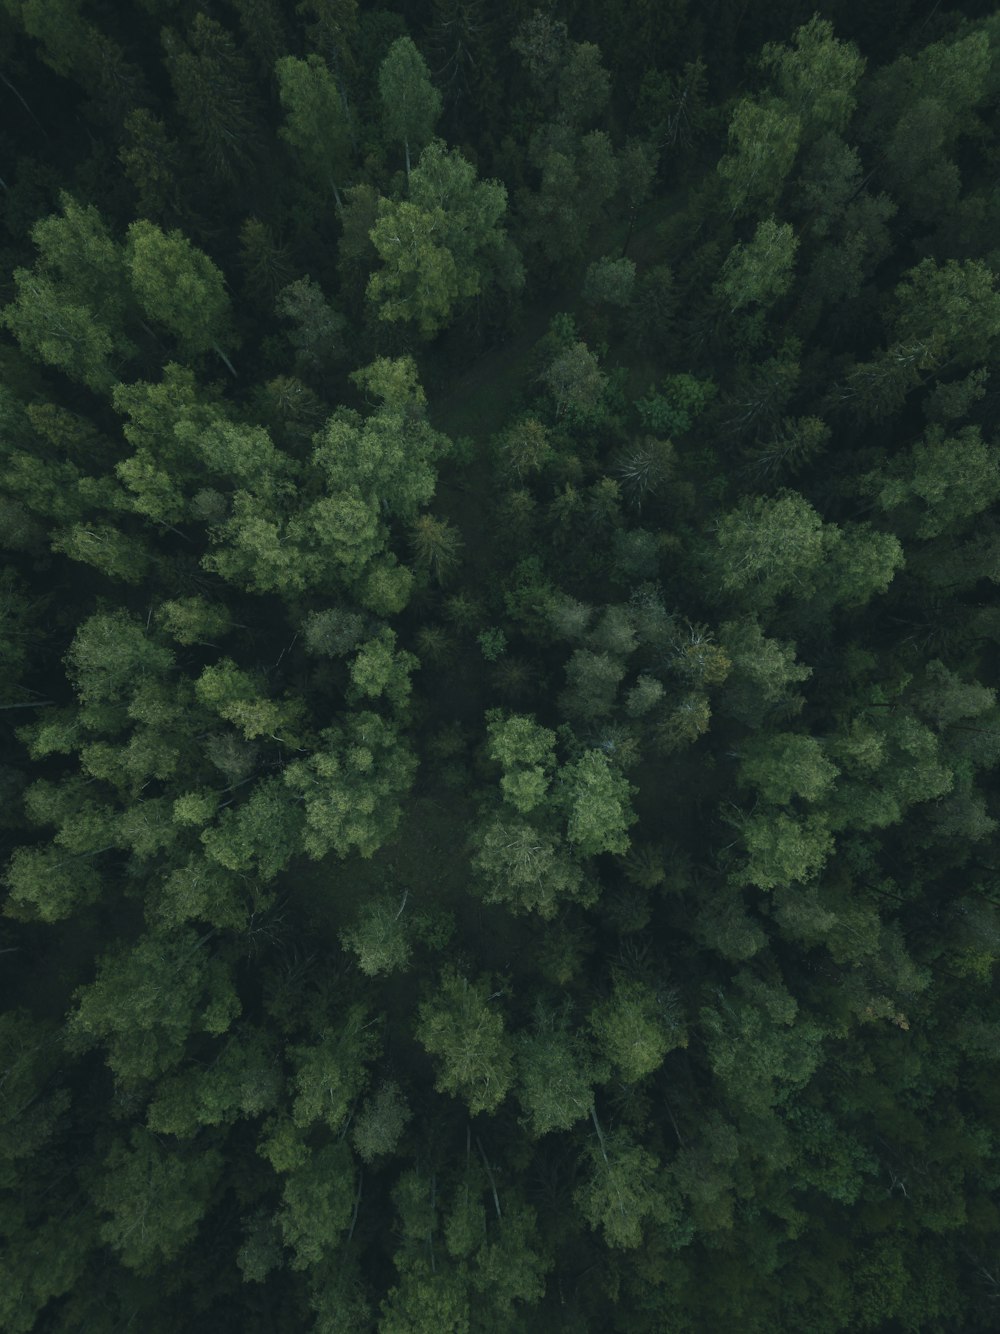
[2,2,1000,1330]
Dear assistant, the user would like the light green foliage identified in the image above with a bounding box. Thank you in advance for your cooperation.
[348,629,419,714]
[276,53,352,204]
[716,218,798,313]
[379,1260,470,1334]
[200,776,304,880]
[625,675,665,717]
[827,712,953,832]
[465,1197,550,1310]
[156,596,232,646]
[3,843,102,922]
[194,659,293,740]
[583,255,636,307]
[352,1081,412,1162]
[340,892,413,976]
[540,340,607,422]
[146,1031,281,1137]
[0,193,133,392]
[416,968,513,1115]
[280,1142,355,1269]
[125,220,234,361]
[711,490,824,608]
[717,98,800,216]
[736,809,834,889]
[515,1009,606,1135]
[368,143,511,336]
[472,818,591,916]
[65,928,240,1083]
[95,1130,222,1272]
[701,973,824,1118]
[891,257,1000,368]
[283,712,416,859]
[869,424,1000,537]
[760,16,866,138]
[575,1125,663,1249]
[589,975,684,1082]
[66,610,174,708]
[739,733,839,806]
[378,36,442,178]
[816,522,904,611]
[486,710,557,814]
[311,402,445,523]
[289,1007,376,1133]
[556,750,636,857]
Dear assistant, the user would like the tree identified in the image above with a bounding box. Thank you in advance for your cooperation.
[890,258,1000,371]
[65,928,240,1084]
[589,975,684,1083]
[556,750,636,858]
[583,255,636,307]
[575,1120,663,1249]
[486,711,556,815]
[471,818,591,918]
[367,143,512,337]
[739,732,839,806]
[709,490,825,610]
[759,16,866,139]
[162,15,259,185]
[734,809,834,890]
[279,1142,356,1270]
[1,194,135,393]
[715,218,798,314]
[515,1007,606,1136]
[378,36,442,183]
[283,712,417,860]
[94,1130,222,1273]
[717,98,800,217]
[125,221,237,373]
[540,341,607,423]
[415,968,513,1115]
[276,53,353,209]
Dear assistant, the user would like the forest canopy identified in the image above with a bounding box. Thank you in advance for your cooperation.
[2,1,1000,1331]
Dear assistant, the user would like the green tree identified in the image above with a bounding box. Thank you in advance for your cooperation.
[283,712,416,859]
[65,928,240,1084]
[276,53,353,209]
[1,194,135,392]
[575,1120,663,1249]
[368,143,512,337]
[378,36,442,182]
[486,710,557,815]
[94,1130,222,1273]
[471,818,591,918]
[717,98,800,217]
[515,1005,607,1136]
[738,732,839,806]
[759,16,866,139]
[589,975,684,1082]
[556,750,636,857]
[125,221,237,374]
[416,968,514,1115]
[716,217,798,314]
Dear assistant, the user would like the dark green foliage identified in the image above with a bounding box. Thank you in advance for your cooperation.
[2,4,1000,1332]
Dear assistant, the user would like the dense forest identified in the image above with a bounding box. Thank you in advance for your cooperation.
[2,0,1000,1329]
